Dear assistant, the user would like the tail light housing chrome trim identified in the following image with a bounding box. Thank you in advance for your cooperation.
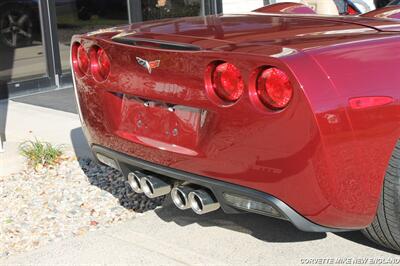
[70,40,85,125]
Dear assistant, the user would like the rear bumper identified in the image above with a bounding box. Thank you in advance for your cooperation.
[92,145,349,233]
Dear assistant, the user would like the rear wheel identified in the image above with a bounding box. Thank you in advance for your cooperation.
[361,141,400,252]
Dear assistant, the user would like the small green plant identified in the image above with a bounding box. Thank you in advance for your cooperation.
[19,139,64,169]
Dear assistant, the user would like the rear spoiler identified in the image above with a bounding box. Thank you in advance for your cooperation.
[361,6,400,20]
[255,2,400,20]
[253,2,316,15]
[111,36,201,51]
[253,3,400,32]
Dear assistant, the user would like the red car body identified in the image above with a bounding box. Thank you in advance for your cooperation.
[72,10,400,231]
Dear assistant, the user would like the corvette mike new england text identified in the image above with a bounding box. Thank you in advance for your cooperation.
[300,257,400,265]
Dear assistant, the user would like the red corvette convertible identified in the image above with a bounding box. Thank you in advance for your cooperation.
[72,3,400,252]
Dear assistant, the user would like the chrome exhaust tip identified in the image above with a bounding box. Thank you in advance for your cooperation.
[188,189,220,215]
[171,186,194,210]
[140,175,172,198]
[127,172,145,193]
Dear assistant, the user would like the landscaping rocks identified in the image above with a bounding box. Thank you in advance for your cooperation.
[0,157,164,258]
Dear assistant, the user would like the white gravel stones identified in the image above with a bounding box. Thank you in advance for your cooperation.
[0,157,163,258]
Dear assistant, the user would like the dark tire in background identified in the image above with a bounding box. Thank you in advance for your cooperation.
[0,5,33,48]
[362,141,400,252]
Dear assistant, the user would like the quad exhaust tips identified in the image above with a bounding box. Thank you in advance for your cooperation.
[188,189,220,215]
[140,175,172,198]
[171,186,194,210]
[127,171,220,214]
[171,186,220,214]
[127,172,171,198]
[127,172,145,193]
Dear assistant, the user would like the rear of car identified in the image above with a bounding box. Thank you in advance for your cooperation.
[72,13,400,249]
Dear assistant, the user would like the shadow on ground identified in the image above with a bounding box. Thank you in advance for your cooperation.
[155,200,400,254]
[335,231,400,255]
[156,197,326,243]
[71,127,165,212]
[70,126,398,252]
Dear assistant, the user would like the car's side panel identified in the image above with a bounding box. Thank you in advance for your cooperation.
[297,36,400,227]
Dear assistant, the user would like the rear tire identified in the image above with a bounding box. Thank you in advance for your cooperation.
[361,141,400,252]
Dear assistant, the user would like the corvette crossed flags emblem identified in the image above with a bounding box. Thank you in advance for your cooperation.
[136,57,160,74]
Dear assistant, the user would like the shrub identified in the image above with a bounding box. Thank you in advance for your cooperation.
[19,140,64,169]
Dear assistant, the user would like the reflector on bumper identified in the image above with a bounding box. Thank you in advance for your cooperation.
[223,193,285,219]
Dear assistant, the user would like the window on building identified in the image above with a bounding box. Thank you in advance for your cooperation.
[55,0,129,73]
[141,0,203,21]
[0,1,47,94]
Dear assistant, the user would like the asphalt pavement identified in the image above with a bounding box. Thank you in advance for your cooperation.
[2,199,399,265]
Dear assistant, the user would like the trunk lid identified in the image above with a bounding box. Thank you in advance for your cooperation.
[98,13,400,52]
[83,13,400,155]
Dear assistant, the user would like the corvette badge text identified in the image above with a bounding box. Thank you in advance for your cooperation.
[136,57,160,74]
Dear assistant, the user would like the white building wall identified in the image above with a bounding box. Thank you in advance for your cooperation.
[222,0,264,13]
[222,0,376,14]
[274,0,376,12]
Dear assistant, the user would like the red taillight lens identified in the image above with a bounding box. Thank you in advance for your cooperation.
[211,62,244,102]
[256,68,293,110]
[72,43,89,77]
[90,46,111,82]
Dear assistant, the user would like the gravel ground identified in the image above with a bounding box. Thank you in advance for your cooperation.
[0,156,163,258]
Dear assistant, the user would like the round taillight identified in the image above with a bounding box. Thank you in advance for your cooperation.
[72,43,89,77]
[256,68,293,110]
[90,46,111,82]
[211,62,244,102]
